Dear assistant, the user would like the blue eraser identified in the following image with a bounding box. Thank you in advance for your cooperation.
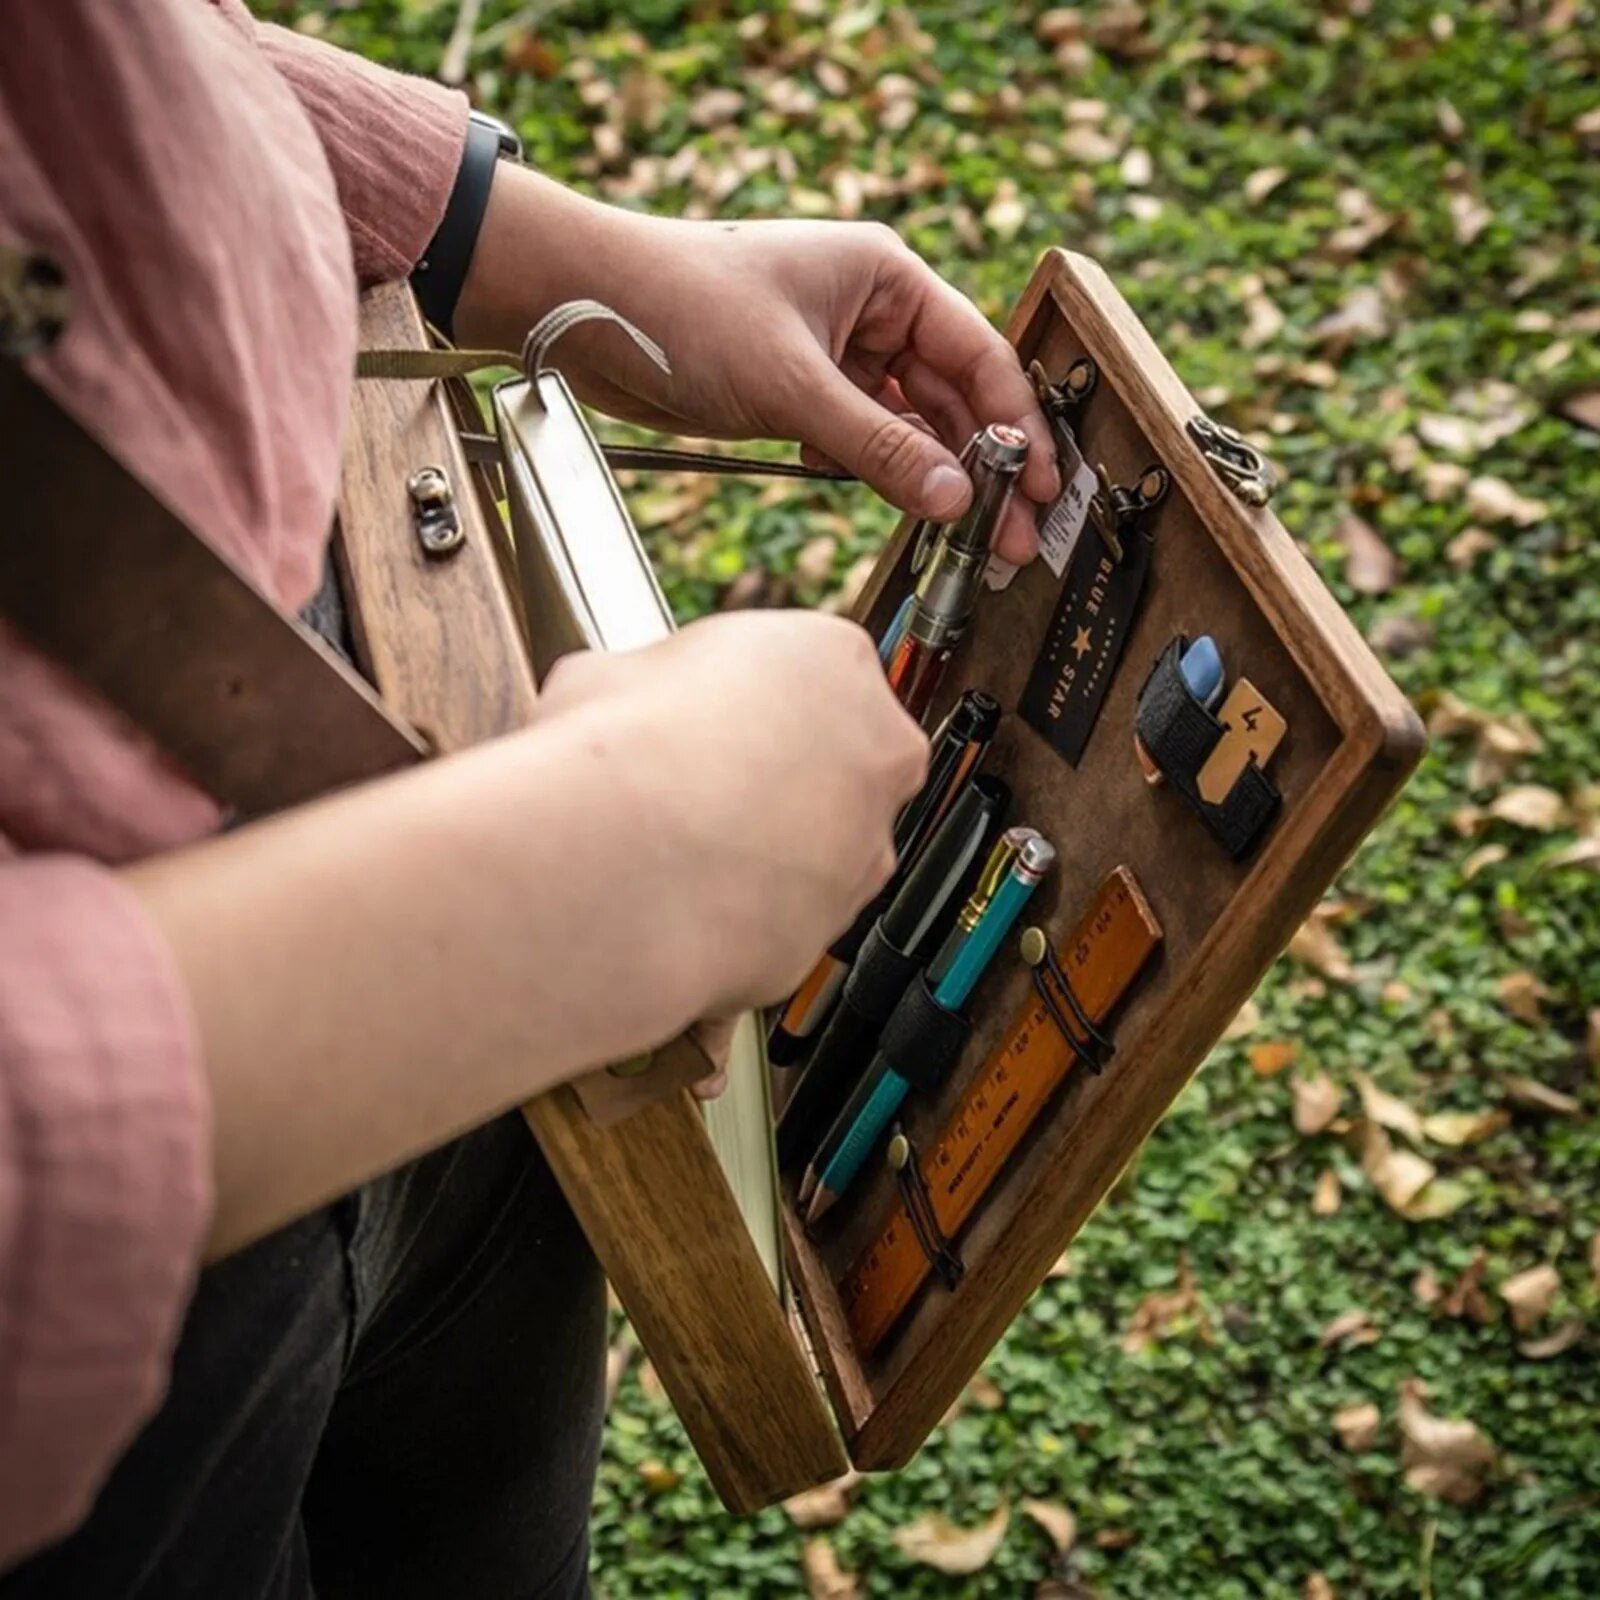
[1179,635,1225,710]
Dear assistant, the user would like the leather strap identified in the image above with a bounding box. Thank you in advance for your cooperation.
[0,356,425,818]
[1135,637,1281,860]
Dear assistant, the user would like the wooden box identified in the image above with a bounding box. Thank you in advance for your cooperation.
[338,251,1424,1512]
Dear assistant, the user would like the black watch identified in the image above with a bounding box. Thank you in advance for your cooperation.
[411,111,522,340]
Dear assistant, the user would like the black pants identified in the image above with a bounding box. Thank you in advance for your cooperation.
[3,1115,606,1600]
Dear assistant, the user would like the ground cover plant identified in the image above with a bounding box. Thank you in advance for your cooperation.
[259,3,1600,1592]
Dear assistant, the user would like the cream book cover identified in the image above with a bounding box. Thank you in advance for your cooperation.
[493,374,785,1294]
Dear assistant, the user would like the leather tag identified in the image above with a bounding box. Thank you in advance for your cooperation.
[1018,523,1153,766]
[1195,677,1285,804]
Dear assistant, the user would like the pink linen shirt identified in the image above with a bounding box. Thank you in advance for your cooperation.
[0,1,466,1563]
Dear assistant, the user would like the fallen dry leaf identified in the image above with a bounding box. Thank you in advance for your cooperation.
[1062,125,1120,165]
[1441,1249,1495,1322]
[1308,285,1389,350]
[1120,146,1153,186]
[1403,1177,1473,1222]
[793,534,838,590]
[892,1505,1010,1575]
[1500,1263,1559,1331]
[1335,511,1399,595]
[1354,1072,1424,1141]
[1448,190,1492,246]
[1422,459,1470,499]
[1333,1400,1381,1451]
[1304,1576,1336,1600]
[1414,1266,1441,1307]
[1244,165,1289,204]
[1422,1107,1508,1146]
[1519,1319,1583,1360]
[1240,282,1286,349]
[1466,475,1548,526]
[1425,692,1542,787]
[1293,1073,1342,1135]
[1251,1040,1298,1076]
[1362,1121,1438,1215]
[1462,842,1509,880]
[637,1458,680,1494]
[1496,971,1552,1024]
[1319,1308,1379,1349]
[965,1373,1005,1410]
[604,1339,633,1406]
[1489,785,1570,831]
[1223,998,1262,1039]
[1417,381,1535,457]
[1020,1498,1078,1554]
[1503,1074,1581,1115]
[1122,1252,1210,1353]
[689,87,744,128]
[1289,911,1355,983]
[1544,836,1600,872]
[785,1471,862,1530]
[1560,388,1600,433]
[1313,1167,1342,1215]
[1398,1379,1495,1504]
[984,179,1028,242]
[802,1537,859,1600]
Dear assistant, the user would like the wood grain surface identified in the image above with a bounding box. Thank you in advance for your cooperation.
[782,249,1425,1470]
[339,284,847,1511]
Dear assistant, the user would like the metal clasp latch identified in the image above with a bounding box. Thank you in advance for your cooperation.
[1087,462,1171,562]
[0,247,70,359]
[407,465,464,558]
[1030,356,1098,466]
[1186,415,1274,507]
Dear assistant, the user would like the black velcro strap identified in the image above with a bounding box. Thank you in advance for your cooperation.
[1136,637,1282,860]
[877,971,971,1095]
[842,921,921,1020]
[774,920,919,1170]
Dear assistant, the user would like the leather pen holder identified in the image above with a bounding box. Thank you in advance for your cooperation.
[1135,636,1282,860]
[776,919,919,1171]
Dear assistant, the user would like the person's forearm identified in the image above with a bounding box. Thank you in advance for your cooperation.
[453,164,664,352]
[125,708,698,1261]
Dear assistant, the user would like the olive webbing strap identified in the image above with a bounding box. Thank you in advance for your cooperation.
[358,299,855,482]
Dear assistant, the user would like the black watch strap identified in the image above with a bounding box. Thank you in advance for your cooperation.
[411,111,521,340]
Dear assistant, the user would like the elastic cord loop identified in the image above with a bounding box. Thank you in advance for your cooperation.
[889,1127,964,1292]
[1031,943,1113,1074]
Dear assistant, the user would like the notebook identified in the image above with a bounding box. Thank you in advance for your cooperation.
[492,373,785,1293]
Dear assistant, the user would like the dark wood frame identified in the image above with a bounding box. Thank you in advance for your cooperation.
[778,249,1426,1466]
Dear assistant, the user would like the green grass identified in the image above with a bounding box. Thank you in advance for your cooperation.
[261,2,1600,1592]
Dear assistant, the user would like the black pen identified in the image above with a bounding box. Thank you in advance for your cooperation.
[775,773,1008,1171]
[768,690,1001,1064]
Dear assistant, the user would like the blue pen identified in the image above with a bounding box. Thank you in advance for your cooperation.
[802,832,1056,1223]
[878,593,916,664]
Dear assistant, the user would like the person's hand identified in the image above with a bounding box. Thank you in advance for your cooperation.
[534,610,929,1018]
[456,178,1060,564]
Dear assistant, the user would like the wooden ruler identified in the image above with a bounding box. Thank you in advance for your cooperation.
[841,867,1164,1354]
